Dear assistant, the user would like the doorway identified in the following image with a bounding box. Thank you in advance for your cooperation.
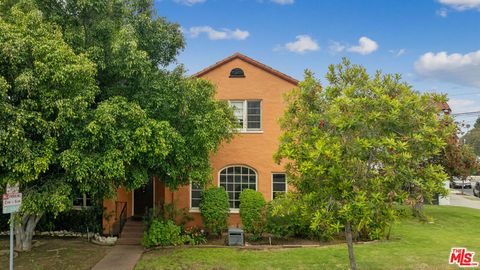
[133,178,153,218]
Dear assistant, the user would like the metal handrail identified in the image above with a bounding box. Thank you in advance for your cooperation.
[115,201,128,235]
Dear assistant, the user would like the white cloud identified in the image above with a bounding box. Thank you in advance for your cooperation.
[347,36,379,55]
[280,35,320,54]
[389,48,406,57]
[174,0,206,6]
[270,0,294,4]
[448,98,480,114]
[436,8,449,17]
[415,50,480,88]
[438,0,480,10]
[329,41,346,54]
[187,26,249,40]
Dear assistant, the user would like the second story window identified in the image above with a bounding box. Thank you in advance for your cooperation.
[229,100,261,132]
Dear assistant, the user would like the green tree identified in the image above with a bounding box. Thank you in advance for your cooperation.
[463,117,480,157]
[275,59,453,269]
[0,0,234,251]
[441,136,478,195]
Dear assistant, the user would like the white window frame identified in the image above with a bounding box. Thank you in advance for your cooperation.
[189,182,202,213]
[228,100,263,133]
[218,165,258,213]
[271,173,287,200]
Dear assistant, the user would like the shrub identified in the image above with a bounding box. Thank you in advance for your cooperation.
[141,219,188,248]
[142,204,193,231]
[184,227,207,245]
[34,205,103,233]
[239,189,266,240]
[266,194,310,238]
[199,187,229,237]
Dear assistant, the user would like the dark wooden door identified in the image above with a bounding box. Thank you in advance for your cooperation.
[134,179,153,217]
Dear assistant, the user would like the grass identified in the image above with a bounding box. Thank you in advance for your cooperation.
[135,206,480,270]
[0,238,112,270]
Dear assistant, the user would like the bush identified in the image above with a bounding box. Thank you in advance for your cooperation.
[184,227,207,245]
[141,219,188,248]
[35,205,103,233]
[239,189,266,240]
[266,194,310,238]
[143,203,193,231]
[199,187,229,237]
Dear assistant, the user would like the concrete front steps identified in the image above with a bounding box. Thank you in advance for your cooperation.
[116,220,144,245]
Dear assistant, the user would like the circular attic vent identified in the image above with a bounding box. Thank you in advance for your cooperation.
[229,68,245,78]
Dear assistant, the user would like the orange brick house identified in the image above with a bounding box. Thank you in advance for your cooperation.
[102,53,298,233]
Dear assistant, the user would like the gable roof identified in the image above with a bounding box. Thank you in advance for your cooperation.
[193,52,299,85]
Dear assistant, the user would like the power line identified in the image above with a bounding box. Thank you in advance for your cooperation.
[451,111,480,116]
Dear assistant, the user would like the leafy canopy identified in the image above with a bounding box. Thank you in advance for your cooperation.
[275,59,454,241]
[0,0,235,221]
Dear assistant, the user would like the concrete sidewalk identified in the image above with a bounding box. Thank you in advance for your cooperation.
[91,245,144,270]
[449,190,480,209]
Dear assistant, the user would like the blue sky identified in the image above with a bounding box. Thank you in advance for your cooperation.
[155,0,480,128]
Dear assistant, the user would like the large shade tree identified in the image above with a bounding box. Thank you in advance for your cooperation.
[275,59,454,269]
[0,0,235,251]
[463,117,480,157]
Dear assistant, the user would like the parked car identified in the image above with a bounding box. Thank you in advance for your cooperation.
[473,182,480,197]
[450,177,472,189]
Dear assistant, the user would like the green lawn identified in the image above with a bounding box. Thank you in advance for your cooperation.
[135,206,480,270]
[0,238,111,270]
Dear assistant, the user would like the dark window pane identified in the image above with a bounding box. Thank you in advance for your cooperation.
[273,183,286,192]
[227,167,234,174]
[234,166,241,174]
[228,192,234,200]
[227,183,233,191]
[248,115,260,122]
[247,107,260,114]
[247,101,260,110]
[249,175,256,183]
[220,175,226,183]
[234,201,240,208]
[242,175,248,183]
[247,121,261,129]
[235,175,241,183]
[247,101,261,130]
[192,191,202,198]
[242,167,249,174]
[249,184,256,190]
[273,174,286,183]
[192,199,201,208]
[229,201,235,208]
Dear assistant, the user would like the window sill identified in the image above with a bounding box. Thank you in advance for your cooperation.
[190,208,240,214]
[235,130,263,134]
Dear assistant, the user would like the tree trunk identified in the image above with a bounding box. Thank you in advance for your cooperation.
[14,213,42,252]
[461,178,465,195]
[345,221,357,270]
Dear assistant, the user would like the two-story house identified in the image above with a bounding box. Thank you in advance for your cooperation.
[102,53,298,232]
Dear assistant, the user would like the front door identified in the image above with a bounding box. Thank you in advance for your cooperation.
[134,179,153,218]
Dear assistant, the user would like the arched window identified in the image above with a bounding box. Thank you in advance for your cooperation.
[219,165,257,208]
[229,68,245,78]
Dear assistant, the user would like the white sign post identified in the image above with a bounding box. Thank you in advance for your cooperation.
[3,184,21,270]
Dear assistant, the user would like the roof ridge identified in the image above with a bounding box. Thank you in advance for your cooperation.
[193,53,299,85]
